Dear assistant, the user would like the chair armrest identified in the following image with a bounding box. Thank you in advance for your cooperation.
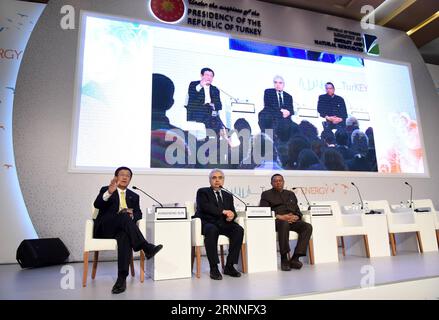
[236,216,245,228]
[302,214,312,224]
[84,219,94,246]
[191,217,202,245]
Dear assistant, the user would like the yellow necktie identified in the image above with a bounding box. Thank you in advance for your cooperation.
[120,191,127,210]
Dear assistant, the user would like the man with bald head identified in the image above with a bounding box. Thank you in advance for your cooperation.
[194,169,244,280]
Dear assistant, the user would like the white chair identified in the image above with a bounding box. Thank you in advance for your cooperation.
[188,203,247,278]
[412,199,439,248]
[82,208,146,287]
[318,201,370,258]
[276,212,315,265]
[388,203,423,256]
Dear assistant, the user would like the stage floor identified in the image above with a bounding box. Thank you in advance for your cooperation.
[1,251,438,300]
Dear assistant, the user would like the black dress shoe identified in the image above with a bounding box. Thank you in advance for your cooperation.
[111,277,126,294]
[281,259,291,271]
[210,267,223,280]
[223,265,241,277]
[289,258,303,270]
[145,244,163,260]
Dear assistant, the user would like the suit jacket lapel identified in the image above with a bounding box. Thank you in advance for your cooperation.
[126,189,134,208]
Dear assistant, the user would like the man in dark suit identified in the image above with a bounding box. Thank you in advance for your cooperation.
[185,67,225,135]
[259,174,312,271]
[259,75,295,133]
[317,82,348,130]
[93,167,163,294]
[194,169,244,280]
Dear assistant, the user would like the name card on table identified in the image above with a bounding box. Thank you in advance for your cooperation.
[246,206,273,218]
[155,207,187,220]
[310,205,332,216]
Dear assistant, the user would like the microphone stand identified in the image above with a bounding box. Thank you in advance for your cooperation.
[350,182,364,210]
[132,186,163,207]
[218,87,238,103]
[405,182,413,209]
[292,187,311,211]
[220,186,248,210]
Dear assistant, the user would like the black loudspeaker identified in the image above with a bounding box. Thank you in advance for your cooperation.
[16,238,70,268]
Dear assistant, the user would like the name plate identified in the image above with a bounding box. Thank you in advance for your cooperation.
[155,207,187,220]
[297,108,318,118]
[231,102,255,113]
[310,205,333,216]
[246,206,272,218]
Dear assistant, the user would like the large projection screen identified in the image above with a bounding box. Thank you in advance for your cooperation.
[70,12,427,176]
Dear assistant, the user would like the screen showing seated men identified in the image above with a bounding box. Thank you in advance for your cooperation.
[72,13,426,174]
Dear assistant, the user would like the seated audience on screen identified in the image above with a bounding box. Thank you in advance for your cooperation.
[347,129,377,171]
[297,149,326,170]
[150,73,194,168]
[321,148,348,171]
[335,129,355,160]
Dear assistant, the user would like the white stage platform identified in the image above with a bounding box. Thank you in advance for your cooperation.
[1,251,438,300]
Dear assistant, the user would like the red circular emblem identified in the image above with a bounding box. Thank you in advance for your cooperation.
[150,0,186,23]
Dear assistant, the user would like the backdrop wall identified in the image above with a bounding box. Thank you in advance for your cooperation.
[7,0,439,263]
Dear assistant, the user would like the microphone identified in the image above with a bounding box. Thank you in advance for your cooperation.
[220,186,248,209]
[292,187,310,210]
[404,182,413,208]
[132,186,163,207]
[350,182,364,210]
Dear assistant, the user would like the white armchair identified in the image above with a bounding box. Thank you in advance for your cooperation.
[316,201,370,258]
[412,199,438,248]
[388,203,423,256]
[188,202,247,278]
[82,208,146,287]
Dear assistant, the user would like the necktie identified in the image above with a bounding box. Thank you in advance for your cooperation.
[278,92,283,108]
[120,191,127,210]
[215,191,224,211]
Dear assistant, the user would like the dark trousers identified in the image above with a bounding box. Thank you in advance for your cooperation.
[276,219,313,257]
[202,222,244,268]
[95,213,150,277]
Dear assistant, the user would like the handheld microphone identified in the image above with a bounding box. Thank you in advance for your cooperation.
[220,186,248,209]
[350,182,364,210]
[132,186,163,207]
[292,187,310,210]
[404,182,413,208]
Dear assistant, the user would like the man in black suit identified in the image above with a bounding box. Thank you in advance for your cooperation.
[185,67,225,135]
[195,169,244,280]
[259,174,312,271]
[317,82,348,130]
[259,75,295,133]
[93,167,163,294]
